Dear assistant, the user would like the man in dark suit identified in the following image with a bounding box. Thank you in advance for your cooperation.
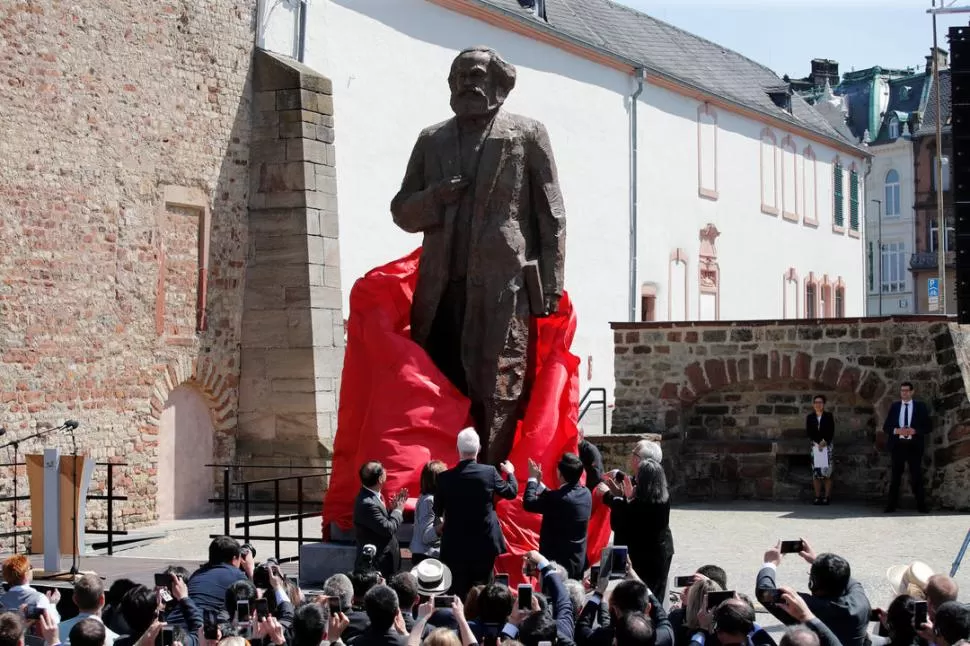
[578,429,605,491]
[352,585,407,646]
[755,539,871,646]
[353,461,407,579]
[523,453,592,579]
[881,381,931,513]
[434,428,518,599]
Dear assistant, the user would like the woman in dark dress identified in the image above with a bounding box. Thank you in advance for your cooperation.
[806,394,835,505]
[600,458,674,600]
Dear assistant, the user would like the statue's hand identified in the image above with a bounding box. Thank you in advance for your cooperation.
[432,176,470,205]
[543,294,561,316]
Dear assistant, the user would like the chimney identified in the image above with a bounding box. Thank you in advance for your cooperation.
[810,59,839,88]
[926,46,948,74]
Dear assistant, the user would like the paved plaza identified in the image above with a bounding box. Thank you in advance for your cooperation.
[117,500,970,630]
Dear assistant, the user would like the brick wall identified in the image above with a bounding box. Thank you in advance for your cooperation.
[611,317,970,508]
[0,1,256,547]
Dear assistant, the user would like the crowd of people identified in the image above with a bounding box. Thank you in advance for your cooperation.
[0,421,964,646]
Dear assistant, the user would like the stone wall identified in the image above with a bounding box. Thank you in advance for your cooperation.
[611,317,970,508]
[236,51,344,497]
[0,0,256,547]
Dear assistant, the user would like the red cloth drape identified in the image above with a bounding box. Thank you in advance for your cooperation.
[323,249,611,581]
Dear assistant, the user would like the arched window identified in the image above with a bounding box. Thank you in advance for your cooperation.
[805,273,819,319]
[835,279,846,318]
[885,169,901,217]
[761,129,778,215]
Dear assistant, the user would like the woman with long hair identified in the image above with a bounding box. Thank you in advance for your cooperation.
[600,457,675,600]
[411,460,447,564]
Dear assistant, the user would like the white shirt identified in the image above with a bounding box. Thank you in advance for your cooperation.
[59,613,119,645]
[898,401,913,430]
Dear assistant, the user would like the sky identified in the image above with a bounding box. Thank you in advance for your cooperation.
[616,0,970,80]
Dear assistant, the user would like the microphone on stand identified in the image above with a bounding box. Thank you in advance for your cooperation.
[0,427,6,436]
[65,420,79,430]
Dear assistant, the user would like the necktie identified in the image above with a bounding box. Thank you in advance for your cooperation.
[905,403,910,428]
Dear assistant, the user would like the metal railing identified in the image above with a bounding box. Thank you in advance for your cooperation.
[578,387,607,435]
[206,463,329,564]
[0,461,129,555]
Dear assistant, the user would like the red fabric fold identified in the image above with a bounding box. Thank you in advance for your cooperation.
[323,249,610,581]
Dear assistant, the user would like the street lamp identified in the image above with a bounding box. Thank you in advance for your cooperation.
[872,199,883,316]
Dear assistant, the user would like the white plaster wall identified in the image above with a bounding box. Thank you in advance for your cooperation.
[637,84,866,321]
[261,0,867,402]
[294,0,632,396]
[866,140,916,315]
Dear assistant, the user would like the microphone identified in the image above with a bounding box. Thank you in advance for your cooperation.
[0,427,5,436]
[65,420,79,430]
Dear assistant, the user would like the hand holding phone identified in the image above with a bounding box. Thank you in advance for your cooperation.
[780,540,805,554]
[674,575,697,588]
[611,546,629,579]
[707,590,735,609]
[914,601,928,627]
[756,588,783,605]
[255,598,269,620]
[517,584,533,611]
[236,600,251,624]
[434,595,456,608]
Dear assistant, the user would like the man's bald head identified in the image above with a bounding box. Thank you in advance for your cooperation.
[781,627,820,646]
[929,575,960,617]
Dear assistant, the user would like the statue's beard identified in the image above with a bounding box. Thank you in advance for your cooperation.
[451,89,498,118]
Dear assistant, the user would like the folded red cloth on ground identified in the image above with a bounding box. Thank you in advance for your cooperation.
[322,249,610,581]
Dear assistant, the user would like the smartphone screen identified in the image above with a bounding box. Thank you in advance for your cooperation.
[780,540,804,554]
[674,575,696,588]
[590,565,601,583]
[156,626,174,646]
[255,598,269,620]
[707,590,735,609]
[328,598,341,614]
[434,595,455,608]
[494,574,510,587]
[236,600,250,623]
[611,546,628,578]
[914,601,928,627]
[517,584,533,610]
[756,588,782,605]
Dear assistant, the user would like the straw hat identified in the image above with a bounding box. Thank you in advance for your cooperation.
[410,558,453,596]
[886,561,934,599]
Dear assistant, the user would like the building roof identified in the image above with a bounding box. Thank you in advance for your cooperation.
[916,69,950,136]
[471,0,862,151]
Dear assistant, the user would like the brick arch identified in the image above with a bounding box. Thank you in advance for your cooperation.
[148,356,235,431]
[659,352,890,412]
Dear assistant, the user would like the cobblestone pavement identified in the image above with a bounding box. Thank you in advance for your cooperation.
[119,501,970,634]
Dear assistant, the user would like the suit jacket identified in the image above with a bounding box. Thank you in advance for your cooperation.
[353,488,403,576]
[882,400,931,451]
[578,440,605,490]
[806,411,835,444]
[523,481,592,579]
[757,566,870,646]
[434,459,517,562]
[347,627,406,646]
[391,111,566,394]
[575,591,673,646]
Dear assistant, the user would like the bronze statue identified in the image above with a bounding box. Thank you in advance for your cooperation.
[391,47,567,464]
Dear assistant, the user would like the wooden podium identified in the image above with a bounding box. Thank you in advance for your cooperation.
[25,449,95,574]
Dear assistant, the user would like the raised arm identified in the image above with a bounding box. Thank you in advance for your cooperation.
[359,498,403,539]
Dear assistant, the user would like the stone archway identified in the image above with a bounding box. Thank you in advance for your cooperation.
[148,356,236,520]
[677,380,880,501]
[159,385,216,519]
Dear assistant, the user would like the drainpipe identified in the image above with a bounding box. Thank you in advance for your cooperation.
[629,69,646,322]
[297,0,308,63]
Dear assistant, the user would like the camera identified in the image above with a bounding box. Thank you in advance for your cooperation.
[253,558,281,589]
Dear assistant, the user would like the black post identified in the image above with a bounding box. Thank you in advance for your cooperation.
[600,388,606,436]
[296,477,304,550]
[273,479,281,561]
[12,440,19,553]
[70,426,79,576]
[106,464,114,556]
[243,483,251,544]
[222,468,231,537]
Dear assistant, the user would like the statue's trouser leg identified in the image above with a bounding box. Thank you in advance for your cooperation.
[483,314,530,464]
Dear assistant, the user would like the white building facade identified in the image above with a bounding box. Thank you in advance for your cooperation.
[867,139,918,315]
[259,0,867,398]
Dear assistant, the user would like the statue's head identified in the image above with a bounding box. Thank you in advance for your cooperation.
[448,47,516,119]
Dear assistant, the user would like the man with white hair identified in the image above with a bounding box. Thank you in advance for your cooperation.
[434,428,518,599]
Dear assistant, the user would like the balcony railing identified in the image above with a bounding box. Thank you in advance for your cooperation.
[910,251,955,270]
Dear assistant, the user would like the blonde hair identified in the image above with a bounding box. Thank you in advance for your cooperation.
[686,578,723,632]
[422,628,462,646]
[217,638,248,646]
